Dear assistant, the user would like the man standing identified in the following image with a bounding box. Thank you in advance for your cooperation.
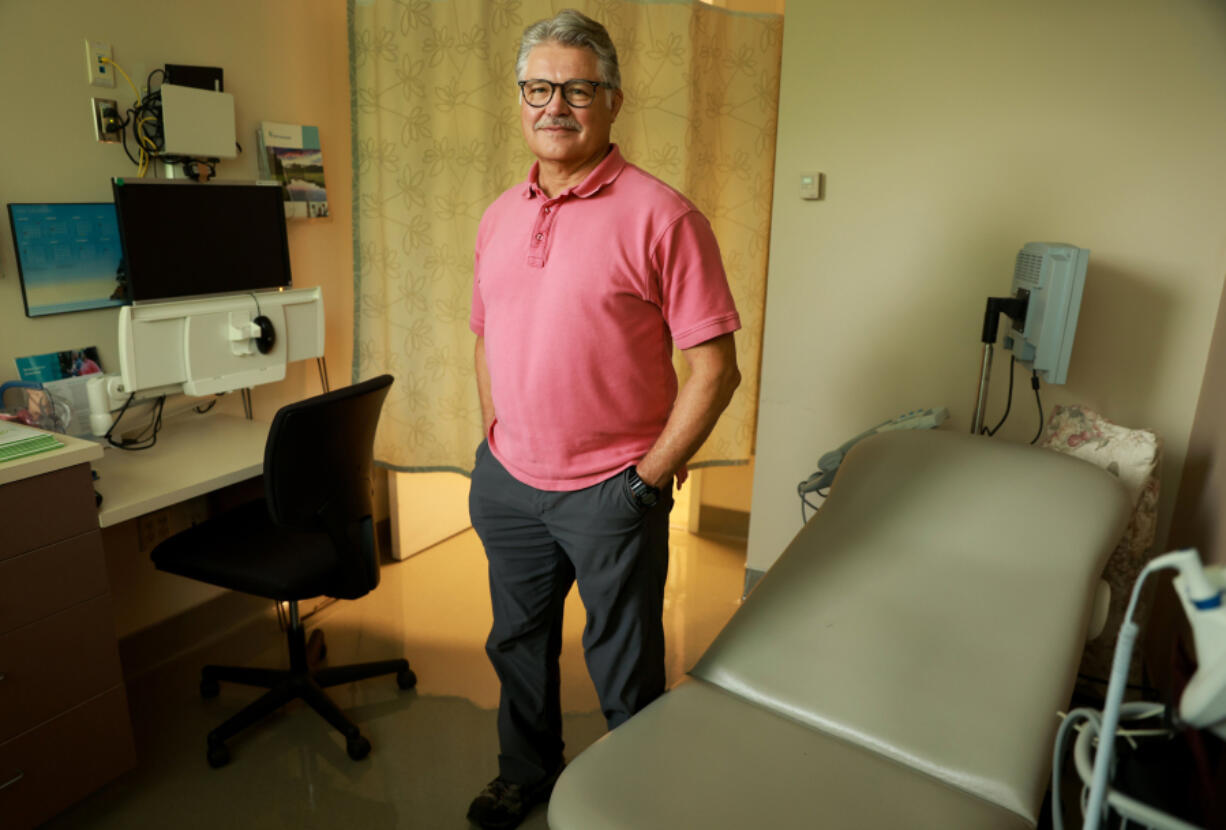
[467,9,742,829]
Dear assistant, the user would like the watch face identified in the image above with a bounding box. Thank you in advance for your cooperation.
[628,468,660,508]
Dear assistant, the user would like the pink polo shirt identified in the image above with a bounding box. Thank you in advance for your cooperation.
[470,145,740,491]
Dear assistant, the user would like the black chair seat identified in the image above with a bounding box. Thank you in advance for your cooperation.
[152,500,340,601]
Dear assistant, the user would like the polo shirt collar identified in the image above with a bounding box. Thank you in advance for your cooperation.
[523,144,626,200]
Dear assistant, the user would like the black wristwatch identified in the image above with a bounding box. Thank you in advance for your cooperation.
[627,466,662,508]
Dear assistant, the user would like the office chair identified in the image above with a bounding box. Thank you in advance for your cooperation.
[151,375,415,768]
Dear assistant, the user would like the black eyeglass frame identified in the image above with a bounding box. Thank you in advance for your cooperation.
[518,78,613,108]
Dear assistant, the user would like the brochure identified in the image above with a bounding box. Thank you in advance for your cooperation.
[256,122,330,220]
[16,346,104,383]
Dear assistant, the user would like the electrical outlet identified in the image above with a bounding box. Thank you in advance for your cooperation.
[91,97,120,143]
[85,39,114,88]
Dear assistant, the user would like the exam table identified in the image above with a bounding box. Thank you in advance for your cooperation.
[548,429,1131,829]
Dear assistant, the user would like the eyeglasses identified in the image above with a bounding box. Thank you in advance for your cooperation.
[518,78,612,108]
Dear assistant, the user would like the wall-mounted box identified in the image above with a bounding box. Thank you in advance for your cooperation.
[160,83,237,158]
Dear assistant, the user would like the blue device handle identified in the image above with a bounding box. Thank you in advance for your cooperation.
[0,380,45,405]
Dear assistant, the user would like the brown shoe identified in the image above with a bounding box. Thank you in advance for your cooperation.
[466,765,564,830]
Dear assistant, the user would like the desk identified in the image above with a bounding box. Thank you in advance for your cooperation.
[0,432,133,830]
[1,414,269,828]
[94,413,270,528]
[0,431,101,487]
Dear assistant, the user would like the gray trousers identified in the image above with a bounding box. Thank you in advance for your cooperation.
[468,441,673,785]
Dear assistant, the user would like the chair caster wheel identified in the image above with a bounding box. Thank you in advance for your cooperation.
[396,668,417,690]
[347,735,371,761]
[200,677,220,699]
[207,740,230,768]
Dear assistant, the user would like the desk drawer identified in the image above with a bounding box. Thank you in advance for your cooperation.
[0,685,136,830]
[0,531,109,635]
[0,464,97,561]
[0,595,123,743]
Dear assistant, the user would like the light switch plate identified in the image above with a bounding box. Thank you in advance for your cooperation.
[800,172,824,200]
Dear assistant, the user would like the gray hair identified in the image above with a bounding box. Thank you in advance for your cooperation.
[515,9,621,90]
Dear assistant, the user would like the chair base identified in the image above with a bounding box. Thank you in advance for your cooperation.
[200,618,415,768]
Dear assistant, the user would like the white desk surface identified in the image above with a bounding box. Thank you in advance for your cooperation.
[94,412,269,528]
[0,429,104,487]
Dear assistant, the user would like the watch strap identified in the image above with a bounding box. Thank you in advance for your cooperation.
[628,466,662,507]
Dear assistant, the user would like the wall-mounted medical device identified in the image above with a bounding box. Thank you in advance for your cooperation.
[971,242,1089,434]
[1001,242,1088,385]
[87,287,325,435]
[118,287,324,396]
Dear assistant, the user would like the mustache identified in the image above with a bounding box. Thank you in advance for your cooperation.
[534,115,581,131]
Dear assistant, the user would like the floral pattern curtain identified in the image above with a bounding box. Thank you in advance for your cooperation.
[350,0,782,473]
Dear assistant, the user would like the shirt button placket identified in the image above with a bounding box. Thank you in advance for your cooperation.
[528,201,557,267]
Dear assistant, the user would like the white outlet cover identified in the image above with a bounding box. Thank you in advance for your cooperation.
[86,39,115,88]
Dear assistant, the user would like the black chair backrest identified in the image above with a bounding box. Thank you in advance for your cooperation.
[263,374,393,598]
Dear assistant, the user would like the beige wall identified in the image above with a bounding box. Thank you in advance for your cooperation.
[0,0,353,631]
[700,462,754,513]
[1145,277,1226,691]
[1169,281,1226,566]
[748,0,1226,572]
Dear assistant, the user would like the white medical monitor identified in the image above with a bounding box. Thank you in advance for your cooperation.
[1004,242,1088,385]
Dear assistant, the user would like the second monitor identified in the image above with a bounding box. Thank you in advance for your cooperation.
[111,178,292,303]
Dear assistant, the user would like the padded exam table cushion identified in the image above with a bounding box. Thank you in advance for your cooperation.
[548,430,1130,829]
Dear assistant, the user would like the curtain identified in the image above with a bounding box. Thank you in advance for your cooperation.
[350,0,782,473]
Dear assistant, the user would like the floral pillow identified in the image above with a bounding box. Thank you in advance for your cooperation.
[1038,405,1162,686]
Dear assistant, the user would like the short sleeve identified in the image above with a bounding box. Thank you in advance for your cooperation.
[653,210,741,349]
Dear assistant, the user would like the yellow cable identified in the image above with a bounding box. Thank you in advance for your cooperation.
[100,57,142,109]
[136,117,154,177]
[101,56,157,175]
[135,117,159,150]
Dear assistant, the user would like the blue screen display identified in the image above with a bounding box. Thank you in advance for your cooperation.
[7,202,128,317]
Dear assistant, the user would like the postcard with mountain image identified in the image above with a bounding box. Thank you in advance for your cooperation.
[257,122,330,220]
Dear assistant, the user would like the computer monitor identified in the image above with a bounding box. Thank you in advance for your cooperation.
[110,178,292,302]
[6,202,128,317]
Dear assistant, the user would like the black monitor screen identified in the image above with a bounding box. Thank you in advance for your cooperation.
[111,179,291,302]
